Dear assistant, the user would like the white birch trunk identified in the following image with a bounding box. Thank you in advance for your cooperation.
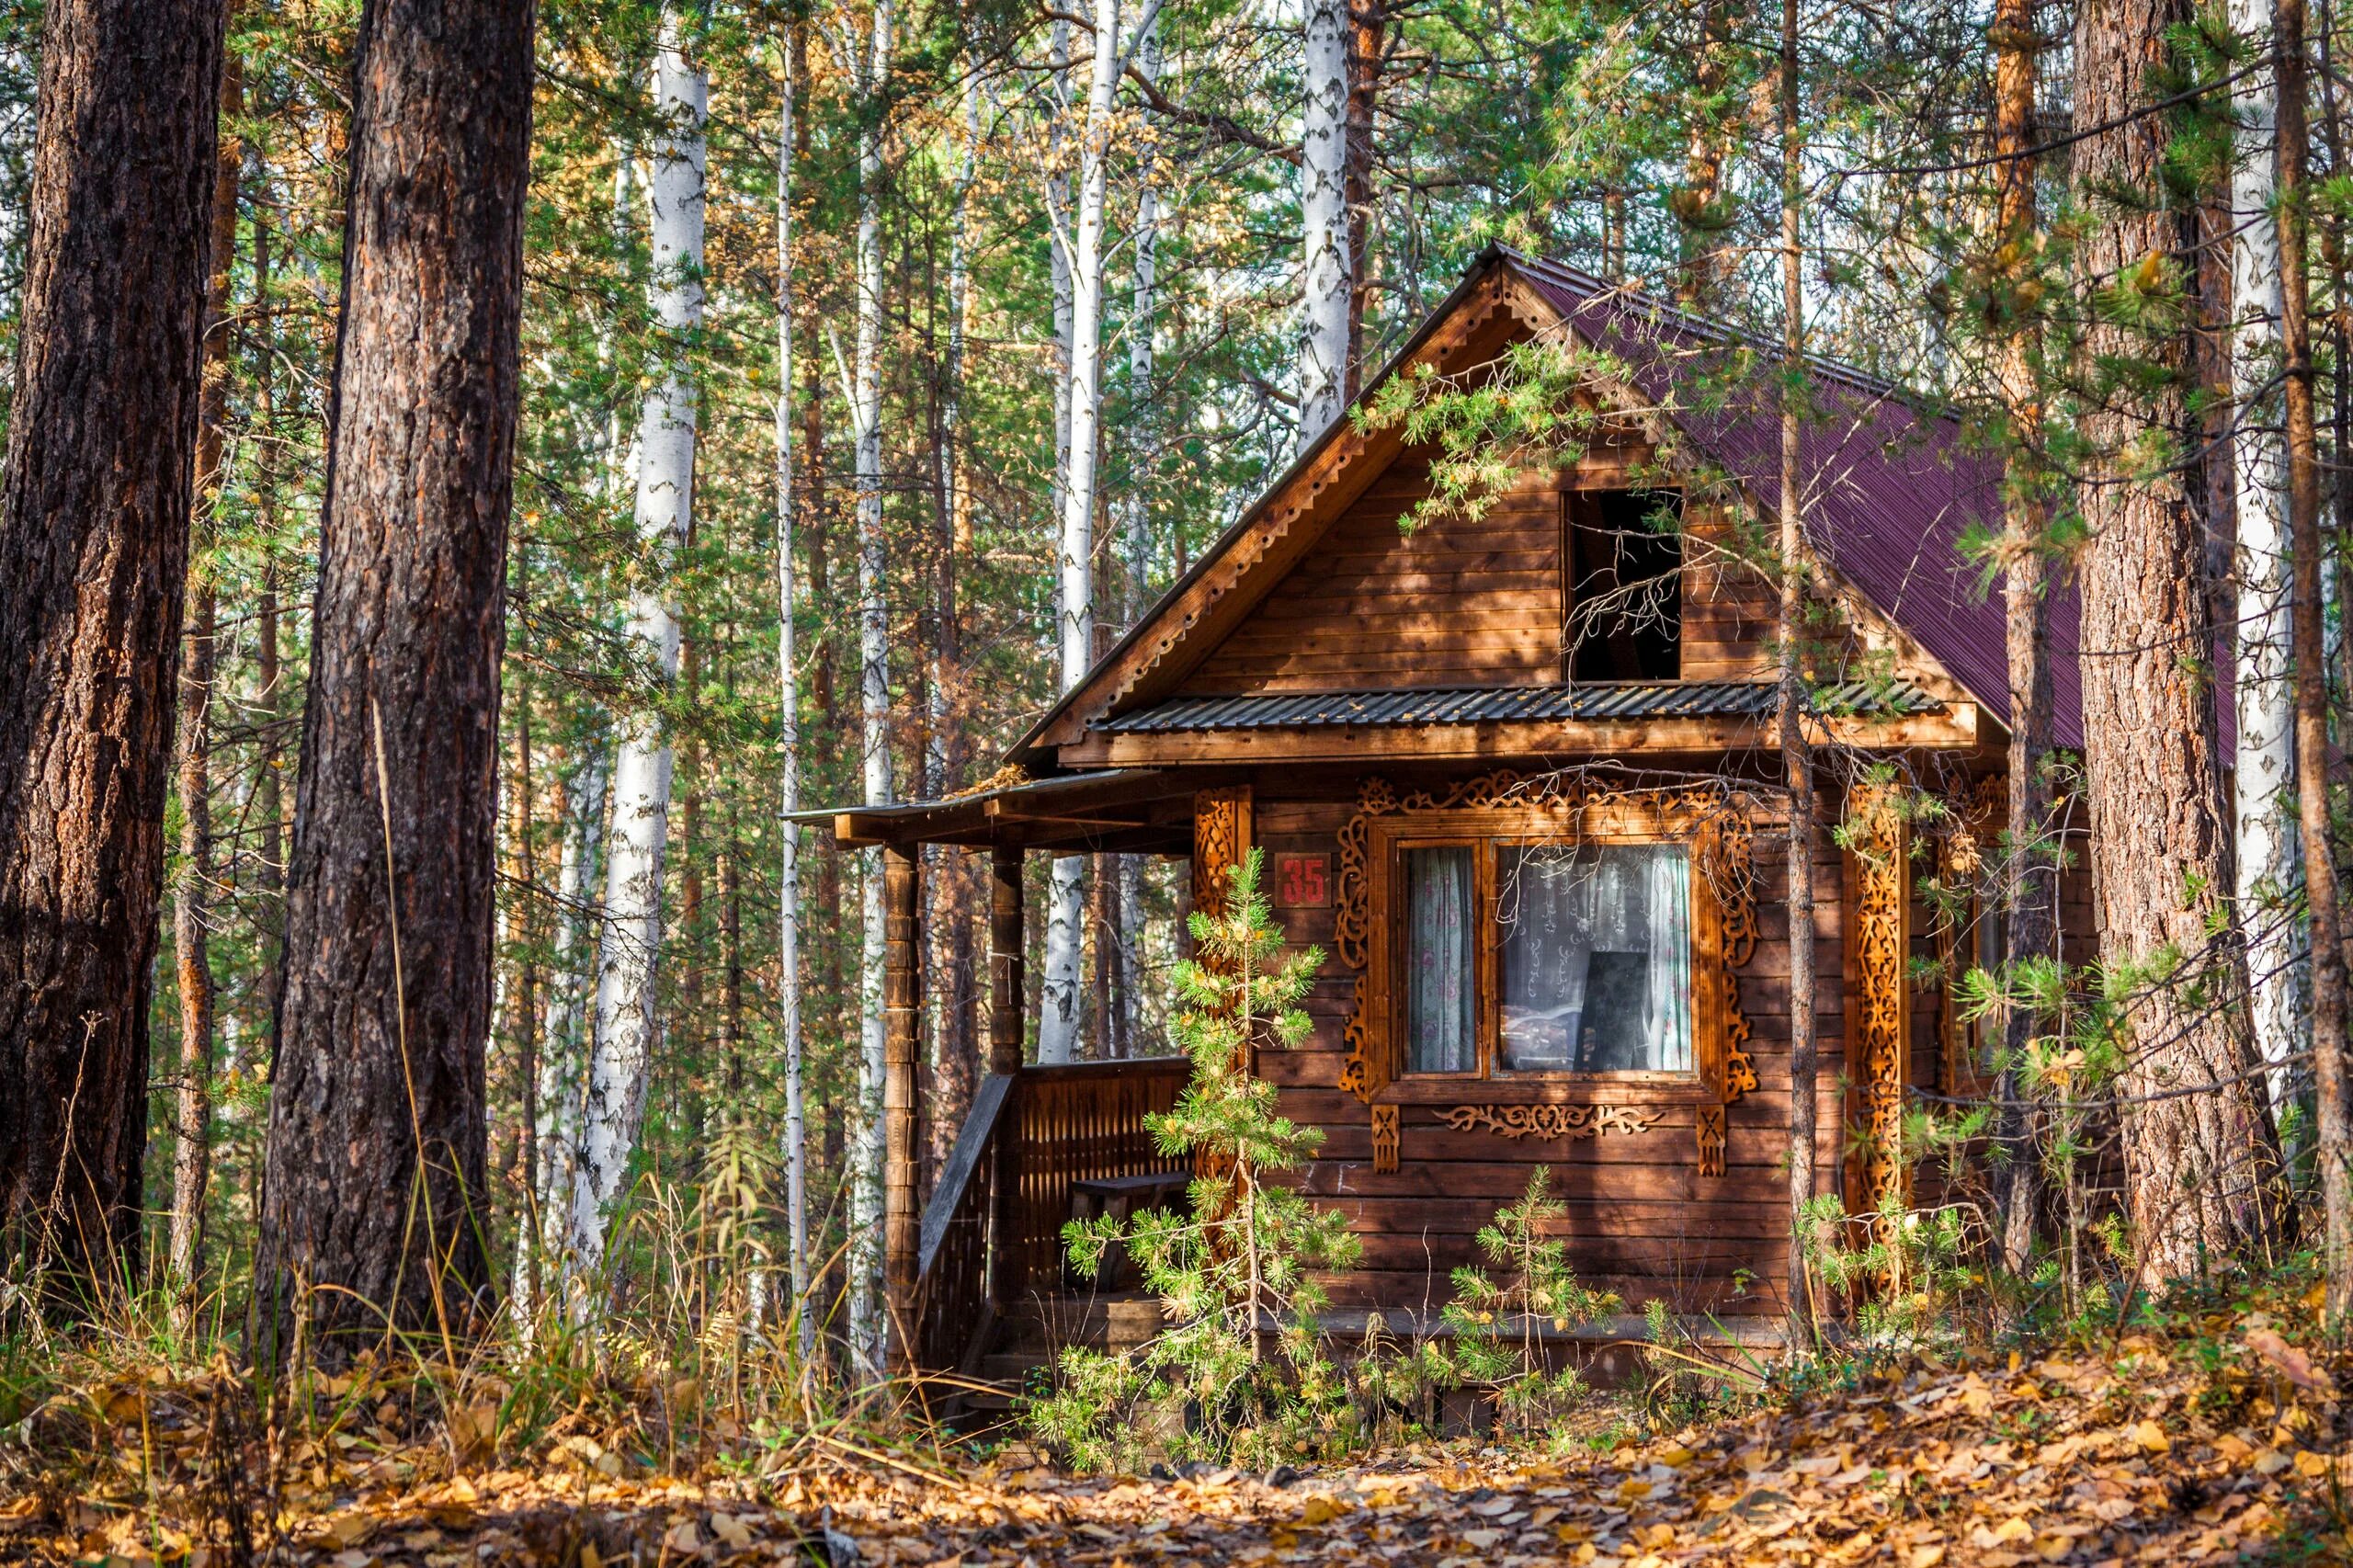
[1039,0,1123,1067]
[512,750,607,1335]
[847,0,897,1379]
[1299,0,1351,440]
[2228,0,2298,1105]
[569,12,707,1297]
[774,28,815,1365]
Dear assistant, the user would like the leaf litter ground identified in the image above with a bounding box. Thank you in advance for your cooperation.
[5,1303,2351,1566]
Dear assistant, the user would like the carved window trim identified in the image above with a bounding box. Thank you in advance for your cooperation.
[1336,771,1762,1174]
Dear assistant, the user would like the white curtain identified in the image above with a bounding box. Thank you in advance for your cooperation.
[1497,844,1690,1073]
[1405,847,1475,1072]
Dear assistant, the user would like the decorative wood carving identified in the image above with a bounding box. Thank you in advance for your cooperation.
[1336,770,1765,1176]
[1370,1104,1400,1173]
[1847,787,1913,1261]
[1441,1103,1662,1141]
[1192,785,1255,918]
[1696,1105,1728,1176]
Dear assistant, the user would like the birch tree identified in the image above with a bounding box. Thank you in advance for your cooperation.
[774,19,813,1362]
[569,8,708,1293]
[1299,0,1351,438]
[1038,14,1087,1066]
[847,0,898,1375]
[2226,0,2298,1105]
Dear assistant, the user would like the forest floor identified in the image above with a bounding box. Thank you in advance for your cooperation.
[4,1284,2351,1567]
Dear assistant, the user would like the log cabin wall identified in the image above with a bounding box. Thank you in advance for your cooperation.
[1243,776,1847,1319]
[1176,436,1777,699]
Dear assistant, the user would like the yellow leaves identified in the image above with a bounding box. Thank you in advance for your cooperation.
[1295,1494,1344,1527]
[2294,1449,2332,1481]
[2126,1419,2169,1455]
[447,1398,500,1465]
[321,1511,377,1550]
[1653,1444,1694,1469]
[1908,1546,1947,1568]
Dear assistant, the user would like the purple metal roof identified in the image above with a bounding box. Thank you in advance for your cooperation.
[1513,253,2085,749]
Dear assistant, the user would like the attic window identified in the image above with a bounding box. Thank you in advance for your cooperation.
[1564,490,1681,682]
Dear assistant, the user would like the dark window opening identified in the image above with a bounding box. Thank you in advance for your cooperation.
[1565,490,1681,682]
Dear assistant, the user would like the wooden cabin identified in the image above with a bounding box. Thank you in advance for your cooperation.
[833,248,2090,1392]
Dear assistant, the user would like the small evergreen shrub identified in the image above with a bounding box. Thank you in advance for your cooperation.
[1026,850,1362,1471]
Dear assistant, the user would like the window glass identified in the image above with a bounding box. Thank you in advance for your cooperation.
[1496,843,1692,1074]
[1404,846,1476,1073]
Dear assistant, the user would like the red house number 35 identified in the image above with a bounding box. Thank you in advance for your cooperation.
[1275,853,1329,909]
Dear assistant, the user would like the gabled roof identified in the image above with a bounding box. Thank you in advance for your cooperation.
[1013,248,2081,769]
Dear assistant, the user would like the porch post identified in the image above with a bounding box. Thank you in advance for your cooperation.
[989,846,1025,1075]
[881,845,922,1374]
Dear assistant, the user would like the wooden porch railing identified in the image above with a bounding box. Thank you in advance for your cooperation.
[912,1057,1190,1374]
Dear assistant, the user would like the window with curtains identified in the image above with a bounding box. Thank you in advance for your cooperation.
[1399,837,1695,1079]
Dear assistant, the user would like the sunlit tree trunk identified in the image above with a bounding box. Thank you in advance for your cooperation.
[0,0,225,1312]
[848,0,897,1376]
[2072,0,2282,1277]
[1989,0,2053,1278]
[255,0,535,1366]
[1041,0,1125,1066]
[570,8,706,1296]
[2228,0,2300,1114]
[1777,0,1820,1353]
[2274,0,2349,1318]
[1300,0,1350,437]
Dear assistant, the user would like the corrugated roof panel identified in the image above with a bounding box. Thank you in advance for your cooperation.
[1101,679,1932,733]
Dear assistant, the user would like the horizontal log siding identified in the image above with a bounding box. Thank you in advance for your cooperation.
[1178,443,1778,699]
[1250,790,1844,1319]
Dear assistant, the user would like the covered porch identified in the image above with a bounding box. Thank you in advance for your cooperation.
[817,767,1252,1383]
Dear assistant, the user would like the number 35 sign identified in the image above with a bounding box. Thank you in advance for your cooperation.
[1274,853,1329,909]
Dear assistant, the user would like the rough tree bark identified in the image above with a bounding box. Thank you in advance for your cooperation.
[254,0,536,1366]
[1989,0,2055,1277]
[169,43,244,1321]
[2070,0,2282,1278]
[0,0,225,1308]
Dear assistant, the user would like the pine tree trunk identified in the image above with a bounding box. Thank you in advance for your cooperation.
[1300,0,1351,437]
[254,0,534,1366]
[1677,0,1731,308]
[2273,0,2350,1316]
[1990,0,2053,1277]
[2228,0,2301,1113]
[0,0,225,1307]
[2071,0,2282,1277]
[570,9,706,1296]
[775,18,815,1363]
[168,44,244,1320]
[1778,0,1820,1351]
[848,0,896,1377]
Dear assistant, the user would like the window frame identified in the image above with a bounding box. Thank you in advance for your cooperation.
[1368,802,1727,1106]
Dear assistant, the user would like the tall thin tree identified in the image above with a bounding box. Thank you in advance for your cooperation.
[0,0,226,1308]
[569,7,709,1294]
[255,0,537,1364]
[2273,0,2349,1314]
[1300,0,1350,437]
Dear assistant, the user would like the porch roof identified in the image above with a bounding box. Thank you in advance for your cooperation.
[796,767,1203,852]
[1098,678,1939,733]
